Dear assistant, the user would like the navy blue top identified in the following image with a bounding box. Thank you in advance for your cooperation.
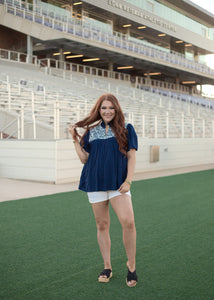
[79,121,138,192]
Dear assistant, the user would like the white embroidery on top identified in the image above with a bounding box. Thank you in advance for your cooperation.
[89,123,128,143]
[89,123,115,142]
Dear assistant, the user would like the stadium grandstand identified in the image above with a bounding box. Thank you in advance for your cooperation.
[0,0,214,183]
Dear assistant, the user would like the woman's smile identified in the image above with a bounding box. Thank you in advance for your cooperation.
[100,100,116,124]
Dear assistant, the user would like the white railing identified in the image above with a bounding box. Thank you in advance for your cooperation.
[0,48,38,65]
[0,45,205,105]
[38,58,214,109]
[1,45,212,109]
[0,78,214,139]
[2,0,214,77]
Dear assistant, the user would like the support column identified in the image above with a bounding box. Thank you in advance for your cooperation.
[194,50,199,62]
[199,84,203,96]
[59,48,64,69]
[175,77,180,91]
[108,60,114,78]
[27,35,33,63]
[146,73,151,86]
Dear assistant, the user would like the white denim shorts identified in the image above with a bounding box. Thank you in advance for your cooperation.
[87,190,131,204]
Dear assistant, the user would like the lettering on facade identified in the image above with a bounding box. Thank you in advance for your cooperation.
[108,0,176,32]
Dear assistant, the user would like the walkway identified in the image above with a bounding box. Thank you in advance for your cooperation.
[0,164,213,202]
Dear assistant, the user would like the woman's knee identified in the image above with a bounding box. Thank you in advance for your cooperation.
[121,217,135,230]
[96,218,109,231]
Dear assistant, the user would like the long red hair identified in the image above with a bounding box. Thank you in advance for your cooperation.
[75,94,128,155]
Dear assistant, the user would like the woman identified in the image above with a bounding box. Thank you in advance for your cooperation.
[69,94,138,287]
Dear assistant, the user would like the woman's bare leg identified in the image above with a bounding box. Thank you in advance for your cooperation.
[92,200,112,276]
[110,194,137,286]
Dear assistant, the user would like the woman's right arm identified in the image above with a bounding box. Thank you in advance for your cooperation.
[69,125,89,164]
[73,140,89,164]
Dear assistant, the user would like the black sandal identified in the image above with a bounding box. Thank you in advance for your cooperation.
[98,269,112,283]
[126,268,138,287]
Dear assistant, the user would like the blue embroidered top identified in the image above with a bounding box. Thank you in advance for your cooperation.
[79,121,138,192]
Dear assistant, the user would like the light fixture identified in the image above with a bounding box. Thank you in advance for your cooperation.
[185,44,192,47]
[82,58,100,62]
[66,54,84,59]
[53,53,60,56]
[176,40,183,43]
[73,1,82,5]
[117,66,134,69]
[158,33,166,37]
[138,26,146,29]
[182,81,196,84]
[144,72,161,76]
[63,51,71,55]
[122,24,132,28]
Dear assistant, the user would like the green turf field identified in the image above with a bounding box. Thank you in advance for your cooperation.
[0,170,214,300]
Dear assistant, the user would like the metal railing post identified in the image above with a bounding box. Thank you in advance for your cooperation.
[142,114,145,138]
[166,111,169,138]
[54,97,60,139]
[192,118,195,138]
[202,119,205,138]
[32,114,36,139]
[7,83,11,110]
[31,91,34,114]
[43,86,46,104]
[181,113,184,138]
[21,104,24,139]
[17,117,21,139]
[154,115,158,138]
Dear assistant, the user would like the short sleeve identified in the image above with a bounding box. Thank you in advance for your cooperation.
[82,131,90,153]
[126,123,138,151]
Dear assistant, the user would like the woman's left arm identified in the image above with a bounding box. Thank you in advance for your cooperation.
[118,149,136,193]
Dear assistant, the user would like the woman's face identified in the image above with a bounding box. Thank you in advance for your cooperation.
[100,100,116,124]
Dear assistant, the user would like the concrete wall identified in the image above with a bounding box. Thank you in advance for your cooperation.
[0,138,213,184]
[0,140,57,182]
[136,138,214,174]
[56,140,82,184]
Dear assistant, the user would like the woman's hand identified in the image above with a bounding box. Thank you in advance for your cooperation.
[69,124,89,164]
[118,181,131,193]
[69,124,78,141]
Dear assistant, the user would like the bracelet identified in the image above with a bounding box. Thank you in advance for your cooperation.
[125,180,132,185]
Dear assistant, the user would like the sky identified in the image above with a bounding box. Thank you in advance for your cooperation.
[190,0,214,15]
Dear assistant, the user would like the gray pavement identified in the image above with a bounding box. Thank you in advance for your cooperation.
[0,164,213,202]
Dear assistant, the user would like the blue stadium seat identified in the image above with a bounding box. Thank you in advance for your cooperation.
[35,17,42,24]
[25,14,33,21]
[54,24,63,31]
